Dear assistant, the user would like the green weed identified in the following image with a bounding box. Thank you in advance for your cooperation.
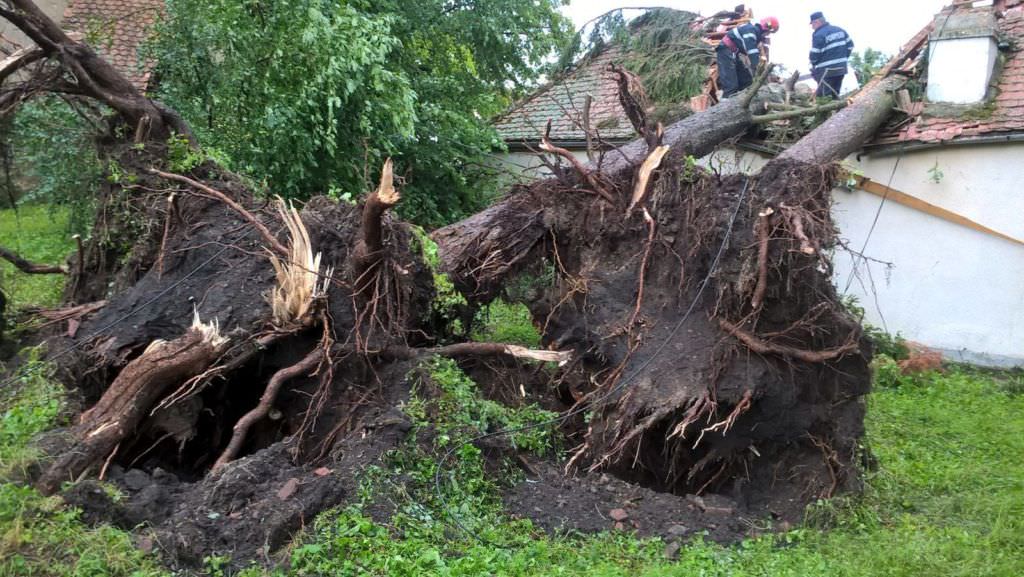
[0,348,64,477]
[166,132,205,173]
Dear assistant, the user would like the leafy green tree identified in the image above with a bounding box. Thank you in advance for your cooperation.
[849,48,889,85]
[5,96,103,233]
[149,0,571,227]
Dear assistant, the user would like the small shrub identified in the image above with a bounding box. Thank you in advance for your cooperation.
[166,132,204,173]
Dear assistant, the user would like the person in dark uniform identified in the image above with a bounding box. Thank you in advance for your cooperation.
[715,16,779,98]
[809,11,854,98]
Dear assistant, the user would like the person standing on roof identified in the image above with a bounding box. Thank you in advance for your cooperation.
[716,16,779,98]
[809,11,854,98]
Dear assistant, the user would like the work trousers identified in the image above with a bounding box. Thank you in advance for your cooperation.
[815,73,845,98]
[716,45,753,98]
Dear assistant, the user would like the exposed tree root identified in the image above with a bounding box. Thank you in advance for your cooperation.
[540,121,615,204]
[149,169,289,258]
[780,204,817,255]
[37,315,227,494]
[693,389,753,449]
[212,345,326,474]
[34,300,106,328]
[718,318,858,362]
[750,208,773,311]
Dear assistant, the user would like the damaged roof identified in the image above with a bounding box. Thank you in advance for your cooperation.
[879,0,1024,145]
[63,0,163,91]
[492,47,637,146]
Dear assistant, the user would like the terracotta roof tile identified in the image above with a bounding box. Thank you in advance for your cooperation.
[63,0,163,91]
[886,2,1024,144]
[493,47,637,144]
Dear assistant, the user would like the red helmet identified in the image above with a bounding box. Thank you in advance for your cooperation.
[760,16,779,33]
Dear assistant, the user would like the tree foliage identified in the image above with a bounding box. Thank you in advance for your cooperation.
[149,0,571,227]
[4,96,103,234]
[849,48,889,85]
[551,8,711,124]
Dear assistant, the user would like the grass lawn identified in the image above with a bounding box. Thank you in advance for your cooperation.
[1,363,1021,576]
[1,205,1021,576]
[0,205,74,310]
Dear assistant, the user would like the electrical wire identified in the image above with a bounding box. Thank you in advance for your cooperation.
[432,176,751,545]
[0,229,250,392]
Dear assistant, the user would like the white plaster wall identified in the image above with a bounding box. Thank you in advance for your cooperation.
[926,37,998,104]
[835,144,1024,366]
[492,149,600,185]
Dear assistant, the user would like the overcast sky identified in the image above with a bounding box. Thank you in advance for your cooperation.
[561,1,951,75]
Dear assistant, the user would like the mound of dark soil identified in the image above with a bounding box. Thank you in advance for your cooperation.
[28,155,869,571]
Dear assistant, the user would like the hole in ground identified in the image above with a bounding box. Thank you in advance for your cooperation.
[114,340,319,479]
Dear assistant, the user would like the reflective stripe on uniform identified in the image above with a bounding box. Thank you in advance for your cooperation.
[814,57,849,69]
[821,40,851,52]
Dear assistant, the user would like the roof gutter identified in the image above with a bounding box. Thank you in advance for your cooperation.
[861,132,1024,157]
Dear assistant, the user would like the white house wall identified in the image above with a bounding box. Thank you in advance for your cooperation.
[693,144,1024,367]
[493,142,1024,366]
[837,144,1024,367]
[493,150,593,185]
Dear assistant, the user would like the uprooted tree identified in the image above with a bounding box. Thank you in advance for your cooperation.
[0,0,910,567]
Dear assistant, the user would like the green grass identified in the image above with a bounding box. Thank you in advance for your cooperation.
[1,331,1021,575]
[0,349,168,577]
[283,365,1024,577]
[470,300,541,348]
[0,205,75,310]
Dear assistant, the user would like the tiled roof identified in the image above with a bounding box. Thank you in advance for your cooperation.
[63,0,163,91]
[493,47,637,144]
[891,1,1024,144]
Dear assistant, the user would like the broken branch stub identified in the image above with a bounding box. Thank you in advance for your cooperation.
[353,158,401,278]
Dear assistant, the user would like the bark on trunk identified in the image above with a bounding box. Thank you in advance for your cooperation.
[778,76,906,164]
[37,327,225,494]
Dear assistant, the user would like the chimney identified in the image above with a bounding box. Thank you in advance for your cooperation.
[926,9,1000,104]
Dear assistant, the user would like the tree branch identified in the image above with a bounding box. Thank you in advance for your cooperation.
[752,99,847,123]
[149,168,289,258]
[0,244,66,274]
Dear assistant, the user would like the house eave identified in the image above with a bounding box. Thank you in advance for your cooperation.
[861,131,1024,157]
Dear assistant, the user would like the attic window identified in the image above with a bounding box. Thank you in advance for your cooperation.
[926,10,1000,104]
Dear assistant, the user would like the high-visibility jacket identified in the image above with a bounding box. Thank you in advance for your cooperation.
[810,23,854,77]
[724,23,766,69]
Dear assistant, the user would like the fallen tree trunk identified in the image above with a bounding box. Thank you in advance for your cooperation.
[779,75,906,164]
[37,319,227,494]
